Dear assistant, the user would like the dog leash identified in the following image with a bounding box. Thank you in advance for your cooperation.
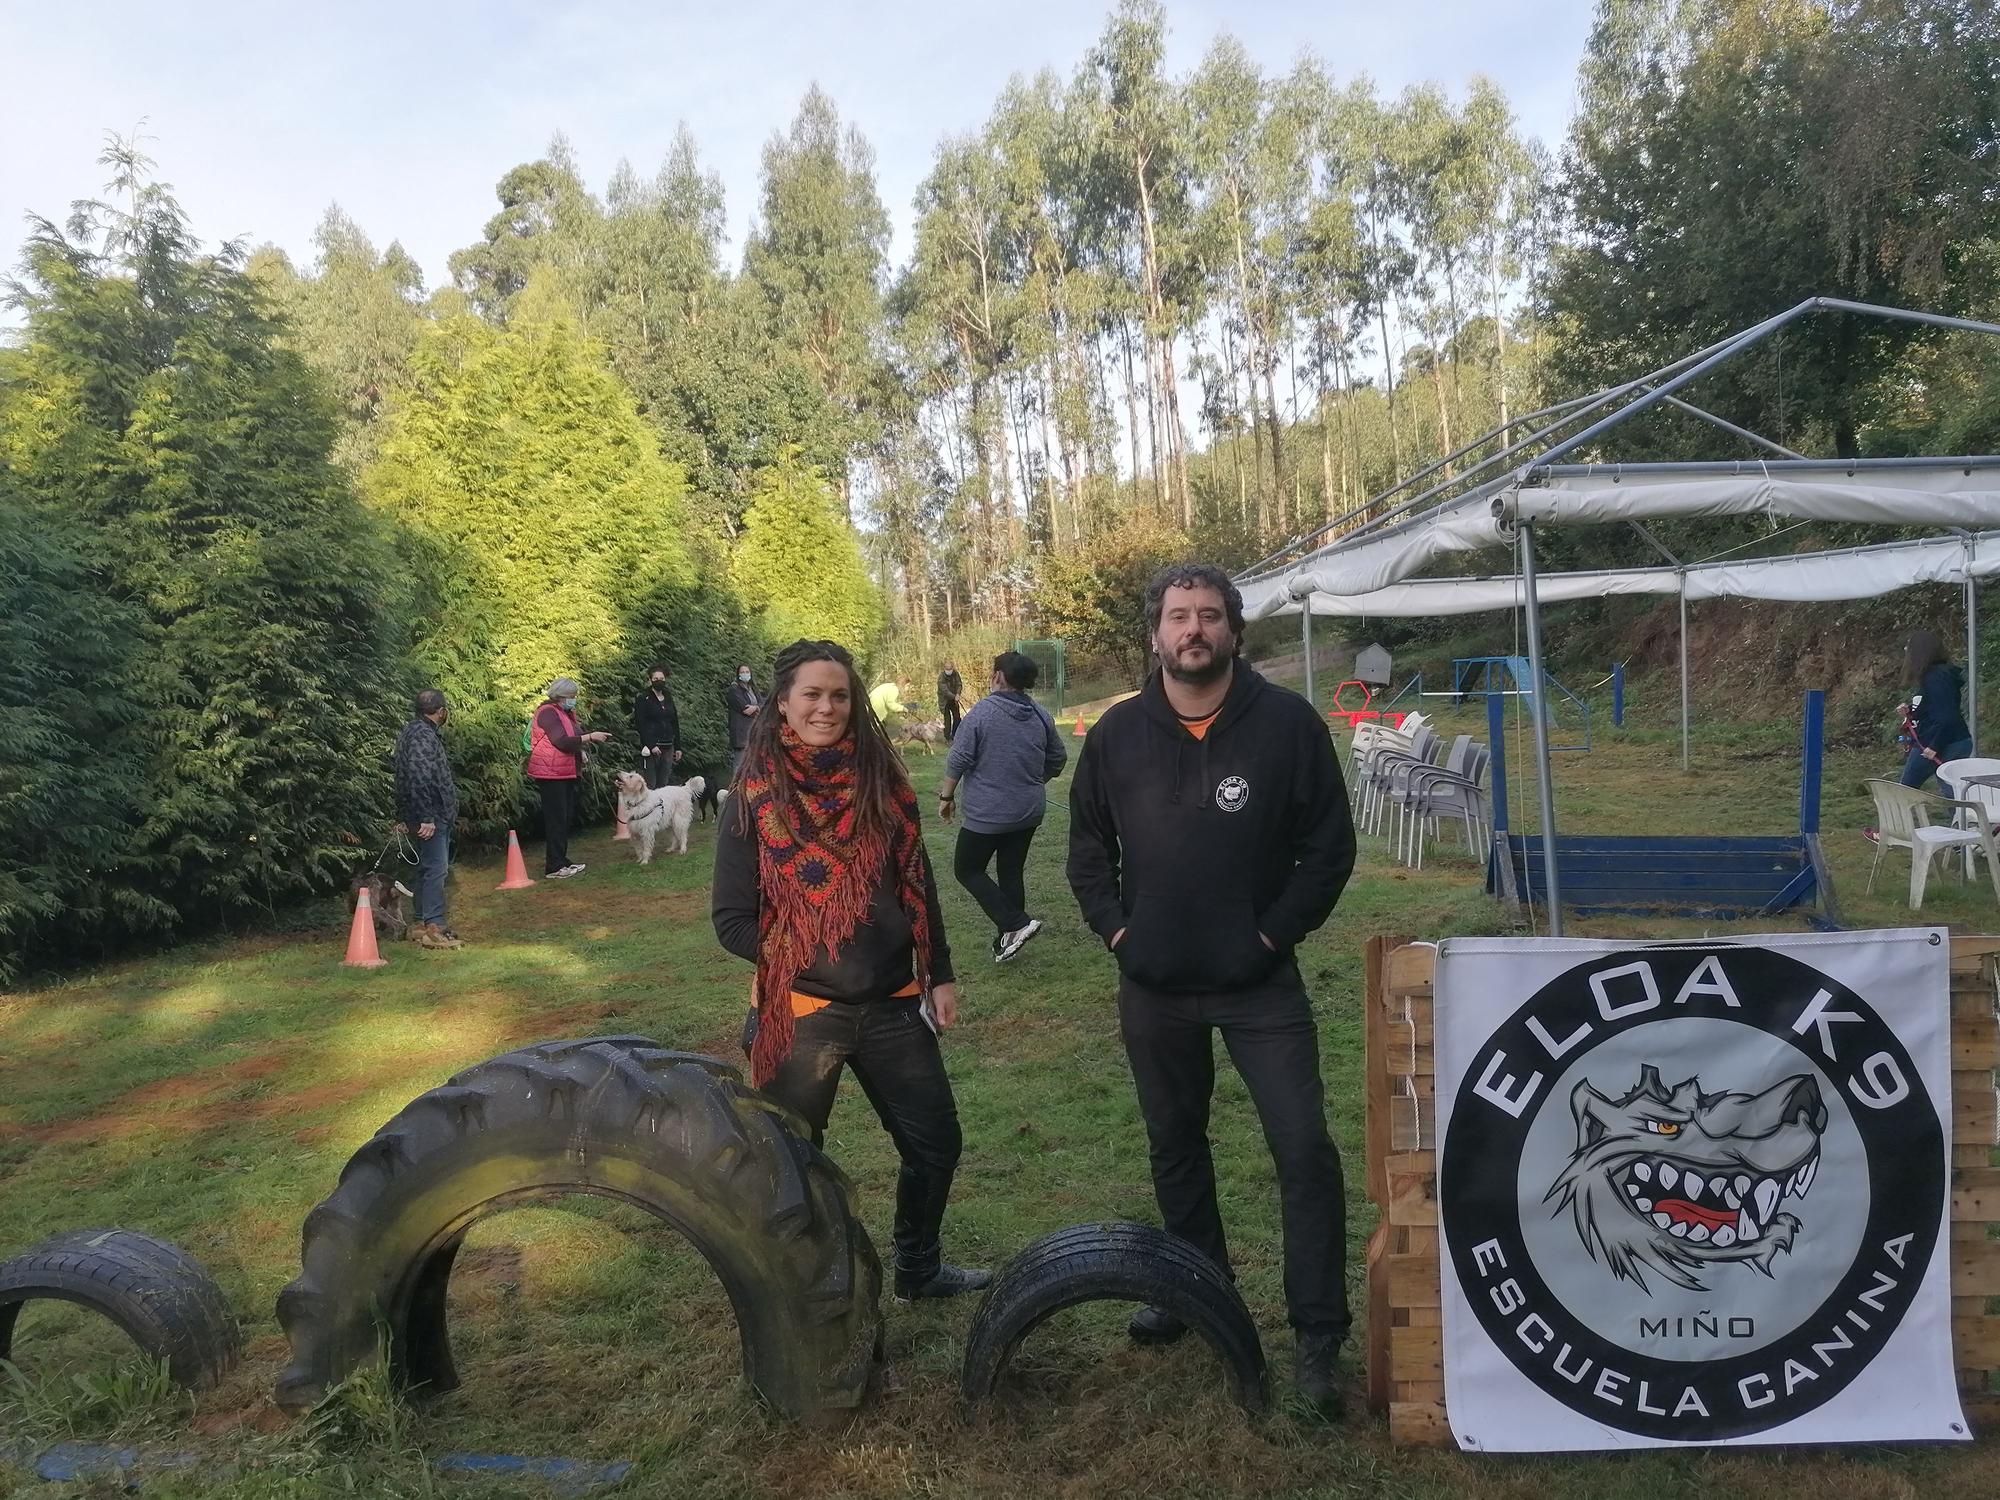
[370,829,419,873]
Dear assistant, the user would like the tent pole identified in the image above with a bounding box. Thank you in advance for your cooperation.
[1519,524,1564,934]
[1301,606,1316,711]
[1967,547,1979,756]
[1679,580,1691,772]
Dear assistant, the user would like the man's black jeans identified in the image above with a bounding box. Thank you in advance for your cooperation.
[953,824,1038,936]
[758,997,963,1279]
[1118,963,1350,1337]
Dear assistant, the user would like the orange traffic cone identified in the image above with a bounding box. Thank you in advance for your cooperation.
[496,829,536,890]
[1072,712,1087,737]
[342,887,388,969]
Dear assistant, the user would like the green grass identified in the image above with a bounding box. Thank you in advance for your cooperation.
[3,714,1998,1498]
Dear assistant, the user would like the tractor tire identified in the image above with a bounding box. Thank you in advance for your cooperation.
[960,1222,1267,1413]
[273,1036,881,1420]
[0,1228,242,1390]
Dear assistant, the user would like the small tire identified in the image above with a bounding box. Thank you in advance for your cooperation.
[960,1222,1267,1413]
[273,1036,882,1420]
[0,1228,242,1391]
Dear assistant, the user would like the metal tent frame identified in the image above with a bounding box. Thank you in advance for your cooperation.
[1236,298,2000,934]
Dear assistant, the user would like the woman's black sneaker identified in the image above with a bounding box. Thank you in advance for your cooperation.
[1127,1305,1189,1344]
[894,1262,993,1300]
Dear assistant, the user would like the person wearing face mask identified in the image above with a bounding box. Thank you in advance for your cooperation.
[394,687,462,949]
[634,664,682,790]
[1066,562,1357,1415]
[711,639,989,1301]
[530,677,612,879]
[725,664,761,785]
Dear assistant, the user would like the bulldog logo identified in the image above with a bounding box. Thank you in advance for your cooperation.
[1547,1065,1826,1293]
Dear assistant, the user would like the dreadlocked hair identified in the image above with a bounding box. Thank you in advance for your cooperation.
[731,639,912,847]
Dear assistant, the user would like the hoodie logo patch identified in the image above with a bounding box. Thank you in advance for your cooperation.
[1216,775,1250,813]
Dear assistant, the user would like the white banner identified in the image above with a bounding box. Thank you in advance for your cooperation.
[1434,930,1965,1451]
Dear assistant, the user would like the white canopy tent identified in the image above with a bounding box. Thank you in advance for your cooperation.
[1231,298,2000,932]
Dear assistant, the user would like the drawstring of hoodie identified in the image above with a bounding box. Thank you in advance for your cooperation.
[1170,736,1184,805]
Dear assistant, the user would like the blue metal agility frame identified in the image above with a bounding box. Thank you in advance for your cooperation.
[1486,690,1834,923]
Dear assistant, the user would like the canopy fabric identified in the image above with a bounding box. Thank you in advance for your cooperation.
[1264,529,2000,620]
[1506,465,2000,531]
[1238,461,2000,617]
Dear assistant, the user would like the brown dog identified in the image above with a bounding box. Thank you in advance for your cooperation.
[349,870,412,942]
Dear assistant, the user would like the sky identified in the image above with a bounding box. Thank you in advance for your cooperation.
[1,0,1597,301]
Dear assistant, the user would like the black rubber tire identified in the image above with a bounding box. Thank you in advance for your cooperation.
[273,1036,881,1420]
[0,1228,242,1391]
[960,1222,1267,1413]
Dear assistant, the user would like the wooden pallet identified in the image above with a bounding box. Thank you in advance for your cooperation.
[1360,932,2000,1447]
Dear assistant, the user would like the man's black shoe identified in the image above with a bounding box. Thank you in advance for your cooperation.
[1127,1305,1189,1344]
[894,1262,992,1300]
[1294,1329,1345,1418]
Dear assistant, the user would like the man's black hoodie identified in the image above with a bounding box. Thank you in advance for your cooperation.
[1066,661,1355,993]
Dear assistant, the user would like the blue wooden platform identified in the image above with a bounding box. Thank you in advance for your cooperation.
[1489,834,1820,917]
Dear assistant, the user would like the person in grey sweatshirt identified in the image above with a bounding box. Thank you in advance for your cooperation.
[937,650,1069,962]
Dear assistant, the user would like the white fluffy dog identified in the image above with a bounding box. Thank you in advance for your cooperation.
[615,772,704,862]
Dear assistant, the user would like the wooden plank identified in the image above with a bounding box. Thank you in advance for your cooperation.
[1384,1151,1436,1179]
[1952,1017,2000,1071]
[1954,986,1999,1019]
[1365,1223,1391,1417]
[1364,935,1392,1209]
[1388,1251,1442,1308]
[1385,943,1435,996]
[1388,1401,1453,1447]
[1952,1314,2000,1369]
[1955,1140,1994,1171]
[1387,1175,1439,1227]
[1956,1087,1998,1145]
[1390,1323,1443,1382]
[1952,1254,2000,1297]
[1951,1166,2000,1221]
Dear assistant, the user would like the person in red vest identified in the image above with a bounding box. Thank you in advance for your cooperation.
[529,677,611,879]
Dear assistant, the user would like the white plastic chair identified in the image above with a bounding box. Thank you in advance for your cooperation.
[1863,778,2000,907]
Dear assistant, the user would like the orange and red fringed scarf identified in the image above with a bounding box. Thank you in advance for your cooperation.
[744,725,932,1085]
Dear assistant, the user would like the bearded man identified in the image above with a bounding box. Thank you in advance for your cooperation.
[1065,562,1357,1414]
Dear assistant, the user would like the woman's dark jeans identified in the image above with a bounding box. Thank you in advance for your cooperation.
[1902,739,1973,792]
[953,824,1038,936]
[756,998,963,1279]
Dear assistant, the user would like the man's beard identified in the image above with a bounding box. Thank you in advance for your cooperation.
[1161,638,1233,686]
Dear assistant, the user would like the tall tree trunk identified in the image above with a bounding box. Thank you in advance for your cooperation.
[1319,357,1336,521]
[1429,354,1453,477]
[1230,201,1268,511]
[1375,297,1402,486]
[1162,331,1192,529]
[1489,252,1510,438]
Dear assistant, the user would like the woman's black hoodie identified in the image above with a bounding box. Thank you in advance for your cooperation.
[1066,662,1356,993]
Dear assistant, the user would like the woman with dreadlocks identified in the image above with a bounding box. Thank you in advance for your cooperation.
[711,639,990,1300]
[1897,629,1973,793]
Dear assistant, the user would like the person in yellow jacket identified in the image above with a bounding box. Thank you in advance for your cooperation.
[869,676,912,725]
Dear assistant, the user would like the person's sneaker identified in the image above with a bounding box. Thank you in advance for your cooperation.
[1862,827,1880,844]
[893,1262,993,1300]
[996,918,1044,963]
[1127,1305,1189,1345]
[547,864,586,879]
[1294,1329,1345,1418]
[440,927,467,946]
[412,923,461,951]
